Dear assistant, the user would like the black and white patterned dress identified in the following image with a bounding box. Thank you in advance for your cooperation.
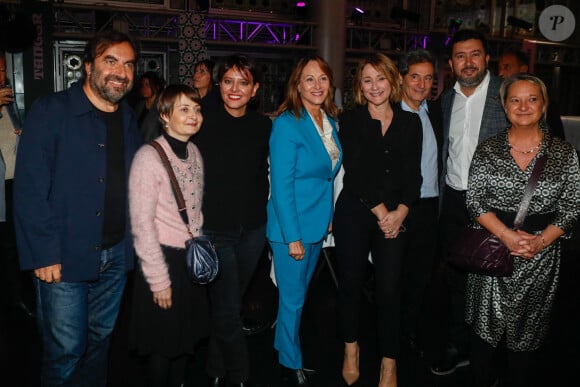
[465,130,580,351]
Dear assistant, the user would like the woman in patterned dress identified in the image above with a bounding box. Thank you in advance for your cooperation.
[465,73,580,387]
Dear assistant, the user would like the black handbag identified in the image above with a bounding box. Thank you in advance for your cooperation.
[150,141,219,285]
[448,153,547,277]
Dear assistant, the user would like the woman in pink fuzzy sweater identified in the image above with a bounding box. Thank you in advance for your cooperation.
[128,84,209,387]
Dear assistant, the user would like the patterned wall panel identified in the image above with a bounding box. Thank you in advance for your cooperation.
[178,11,208,86]
[54,40,168,92]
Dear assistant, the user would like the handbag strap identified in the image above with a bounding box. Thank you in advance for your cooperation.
[513,153,547,229]
[149,140,193,237]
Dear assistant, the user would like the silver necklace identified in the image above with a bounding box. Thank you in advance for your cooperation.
[508,142,541,154]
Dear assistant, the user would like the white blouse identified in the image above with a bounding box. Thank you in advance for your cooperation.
[308,109,340,170]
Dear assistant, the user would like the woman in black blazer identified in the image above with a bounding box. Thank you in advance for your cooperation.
[334,53,422,387]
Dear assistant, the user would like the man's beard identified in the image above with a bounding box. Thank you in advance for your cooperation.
[89,68,132,104]
[457,66,486,88]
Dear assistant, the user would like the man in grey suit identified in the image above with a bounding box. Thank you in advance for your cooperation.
[431,29,508,376]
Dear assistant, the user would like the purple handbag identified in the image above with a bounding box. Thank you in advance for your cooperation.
[448,154,547,277]
[448,228,513,277]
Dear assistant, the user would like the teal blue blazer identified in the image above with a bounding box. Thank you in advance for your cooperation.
[267,109,342,244]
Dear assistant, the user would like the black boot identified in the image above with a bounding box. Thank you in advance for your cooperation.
[280,365,311,387]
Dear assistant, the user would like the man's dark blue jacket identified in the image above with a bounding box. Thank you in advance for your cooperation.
[14,82,142,282]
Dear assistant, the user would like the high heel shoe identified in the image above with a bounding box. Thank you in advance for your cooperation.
[342,342,360,385]
[378,357,397,387]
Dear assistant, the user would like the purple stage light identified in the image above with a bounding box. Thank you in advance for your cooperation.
[296,2,306,7]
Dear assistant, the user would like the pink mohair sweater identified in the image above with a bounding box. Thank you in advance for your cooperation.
[129,136,204,292]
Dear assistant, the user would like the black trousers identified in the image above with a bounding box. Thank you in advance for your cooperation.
[146,353,189,387]
[0,179,33,307]
[440,185,471,353]
[401,197,438,338]
[205,225,266,383]
[470,332,538,387]
[334,193,404,359]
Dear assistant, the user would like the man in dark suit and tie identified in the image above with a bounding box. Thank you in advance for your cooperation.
[431,29,509,376]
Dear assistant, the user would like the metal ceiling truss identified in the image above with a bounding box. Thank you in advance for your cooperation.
[204,17,315,49]
[52,5,179,42]
[50,4,317,49]
[345,25,429,55]
[48,4,580,65]
[50,5,419,54]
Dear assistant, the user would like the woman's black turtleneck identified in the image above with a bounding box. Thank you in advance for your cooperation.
[192,106,272,231]
[162,131,188,159]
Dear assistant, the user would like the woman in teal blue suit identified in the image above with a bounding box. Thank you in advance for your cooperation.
[267,55,342,387]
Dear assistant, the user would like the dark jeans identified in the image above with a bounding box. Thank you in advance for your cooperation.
[440,185,470,353]
[205,225,266,383]
[35,240,127,387]
[334,193,404,359]
[401,197,438,338]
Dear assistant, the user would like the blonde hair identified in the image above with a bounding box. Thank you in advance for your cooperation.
[352,53,401,105]
[500,73,549,123]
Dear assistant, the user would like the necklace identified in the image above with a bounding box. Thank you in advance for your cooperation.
[507,127,543,155]
[508,142,541,154]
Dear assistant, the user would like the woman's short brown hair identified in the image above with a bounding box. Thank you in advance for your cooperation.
[157,84,201,124]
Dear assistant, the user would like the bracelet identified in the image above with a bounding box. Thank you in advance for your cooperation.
[499,228,509,239]
[539,234,546,250]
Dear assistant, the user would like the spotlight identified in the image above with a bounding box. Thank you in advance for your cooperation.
[295,1,308,18]
[351,8,365,26]
[507,16,533,31]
